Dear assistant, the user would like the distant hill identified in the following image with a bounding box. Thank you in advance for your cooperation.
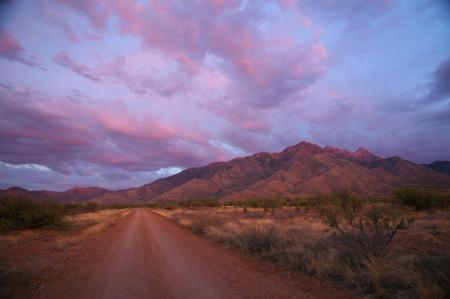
[0,186,108,203]
[423,161,450,175]
[2,141,450,204]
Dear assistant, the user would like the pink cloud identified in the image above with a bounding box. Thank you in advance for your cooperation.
[239,121,270,132]
[52,0,328,112]
[42,1,331,164]
[53,50,194,98]
[0,30,42,68]
[0,83,228,175]
[0,30,22,56]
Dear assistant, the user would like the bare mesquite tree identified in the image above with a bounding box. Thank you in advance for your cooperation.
[319,191,412,258]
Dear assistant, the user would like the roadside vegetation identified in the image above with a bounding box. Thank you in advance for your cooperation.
[1,187,448,298]
[0,197,129,233]
[0,205,130,298]
[0,198,67,232]
[394,187,449,211]
[155,188,450,299]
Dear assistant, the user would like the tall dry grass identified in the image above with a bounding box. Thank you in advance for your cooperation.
[0,209,130,250]
[156,205,450,299]
[52,209,131,250]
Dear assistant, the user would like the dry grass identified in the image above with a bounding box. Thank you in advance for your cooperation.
[51,209,131,250]
[0,208,130,298]
[155,206,450,299]
[0,209,130,250]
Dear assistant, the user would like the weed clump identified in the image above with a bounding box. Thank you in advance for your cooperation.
[231,225,289,255]
[189,215,224,234]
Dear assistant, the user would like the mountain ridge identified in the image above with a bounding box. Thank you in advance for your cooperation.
[1,141,449,204]
[423,161,450,175]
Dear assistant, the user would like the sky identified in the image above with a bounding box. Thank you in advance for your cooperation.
[0,0,449,191]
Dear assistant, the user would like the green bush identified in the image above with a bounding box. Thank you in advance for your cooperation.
[394,187,449,210]
[0,197,66,232]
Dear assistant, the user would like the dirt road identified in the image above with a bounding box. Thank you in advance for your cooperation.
[40,209,352,299]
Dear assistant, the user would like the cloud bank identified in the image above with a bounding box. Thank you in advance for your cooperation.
[0,0,449,190]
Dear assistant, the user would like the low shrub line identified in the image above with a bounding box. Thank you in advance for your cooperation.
[152,187,449,212]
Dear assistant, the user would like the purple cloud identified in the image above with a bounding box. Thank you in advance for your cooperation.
[423,56,450,103]
[56,0,111,30]
[54,51,104,81]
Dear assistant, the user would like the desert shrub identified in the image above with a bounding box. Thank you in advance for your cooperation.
[63,202,99,214]
[178,198,220,208]
[153,201,178,210]
[289,191,426,297]
[241,200,250,213]
[415,254,450,299]
[318,191,411,258]
[281,238,450,298]
[291,197,307,210]
[394,187,449,211]
[239,198,261,209]
[145,202,158,208]
[84,202,99,211]
[259,198,281,215]
[163,204,176,211]
[233,198,285,214]
[184,214,224,234]
[278,238,355,282]
[153,198,222,209]
[0,197,66,232]
[231,225,289,255]
[165,198,448,298]
[282,196,319,210]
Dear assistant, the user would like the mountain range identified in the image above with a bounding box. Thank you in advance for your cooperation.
[1,141,449,204]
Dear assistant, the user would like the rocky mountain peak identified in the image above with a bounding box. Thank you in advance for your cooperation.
[281,141,323,158]
[323,146,381,163]
[354,147,381,162]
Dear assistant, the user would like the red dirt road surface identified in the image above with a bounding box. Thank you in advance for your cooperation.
[40,209,353,299]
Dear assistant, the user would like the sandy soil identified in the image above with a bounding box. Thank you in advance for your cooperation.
[34,209,353,299]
